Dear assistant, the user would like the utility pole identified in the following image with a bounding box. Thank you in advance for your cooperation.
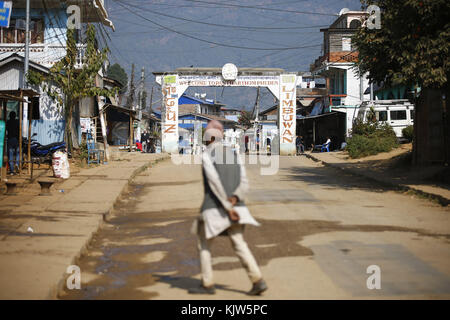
[127,64,135,152]
[253,87,260,153]
[149,86,154,133]
[139,67,145,113]
[136,67,145,143]
[96,75,109,163]
[149,86,154,114]
[24,0,30,89]
[126,63,135,109]
[20,0,30,174]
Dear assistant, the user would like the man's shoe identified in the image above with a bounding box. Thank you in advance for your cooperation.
[188,285,216,295]
[247,279,268,296]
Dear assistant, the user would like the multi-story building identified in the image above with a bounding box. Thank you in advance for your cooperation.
[178,94,225,117]
[0,0,113,68]
[310,9,370,137]
[0,0,114,145]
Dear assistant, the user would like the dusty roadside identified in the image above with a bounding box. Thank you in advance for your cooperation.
[305,145,449,206]
[0,151,167,299]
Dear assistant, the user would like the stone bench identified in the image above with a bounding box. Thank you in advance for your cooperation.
[3,179,26,195]
[37,178,57,196]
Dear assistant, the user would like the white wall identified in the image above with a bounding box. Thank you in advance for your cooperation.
[333,65,370,106]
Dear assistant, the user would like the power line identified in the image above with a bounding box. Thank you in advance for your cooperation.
[87,0,133,70]
[182,0,339,17]
[107,0,309,12]
[114,0,328,30]
[112,0,328,51]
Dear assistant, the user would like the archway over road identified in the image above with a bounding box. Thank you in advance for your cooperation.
[153,65,301,155]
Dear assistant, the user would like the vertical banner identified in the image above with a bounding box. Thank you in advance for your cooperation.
[161,75,179,153]
[0,120,5,167]
[279,74,297,155]
[0,1,12,28]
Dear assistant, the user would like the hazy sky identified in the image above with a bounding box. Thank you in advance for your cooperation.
[104,0,363,111]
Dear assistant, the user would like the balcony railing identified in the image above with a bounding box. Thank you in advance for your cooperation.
[311,51,359,71]
[328,94,347,106]
[0,43,87,69]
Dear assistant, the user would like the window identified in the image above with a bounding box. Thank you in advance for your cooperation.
[376,111,388,122]
[0,18,44,44]
[2,19,16,43]
[410,110,414,121]
[349,19,362,29]
[31,20,44,44]
[342,37,351,51]
[31,97,40,120]
[390,110,407,120]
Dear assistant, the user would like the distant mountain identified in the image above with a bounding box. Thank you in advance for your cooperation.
[106,0,362,110]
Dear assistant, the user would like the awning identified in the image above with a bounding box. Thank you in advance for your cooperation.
[103,103,138,119]
[0,89,40,97]
[297,111,341,120]
[0,93,27,102]
[298,99,314,107]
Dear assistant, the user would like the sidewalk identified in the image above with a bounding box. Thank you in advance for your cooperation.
[305,150,449,206]
[0,151,168,299]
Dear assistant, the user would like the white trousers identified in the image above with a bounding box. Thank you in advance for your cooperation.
[197,222,262,287]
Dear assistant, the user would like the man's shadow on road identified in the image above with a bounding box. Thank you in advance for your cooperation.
[152,273,248,295]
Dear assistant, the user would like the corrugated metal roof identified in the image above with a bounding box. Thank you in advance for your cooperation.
[179,94,214,105]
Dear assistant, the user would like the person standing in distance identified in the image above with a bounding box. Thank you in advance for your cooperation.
[6,111,20,175]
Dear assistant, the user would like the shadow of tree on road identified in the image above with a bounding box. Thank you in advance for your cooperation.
[59,168,449,299]
[280,165,401,192]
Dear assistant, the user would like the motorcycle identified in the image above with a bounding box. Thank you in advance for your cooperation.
[23,133,67,166]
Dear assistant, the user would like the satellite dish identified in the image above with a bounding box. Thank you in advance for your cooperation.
[201,93,207,98]
[339,8,350,16]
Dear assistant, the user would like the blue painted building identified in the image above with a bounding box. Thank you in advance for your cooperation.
[0,1,114,145]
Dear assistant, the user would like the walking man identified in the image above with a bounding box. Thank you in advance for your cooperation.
[189,120,268,296]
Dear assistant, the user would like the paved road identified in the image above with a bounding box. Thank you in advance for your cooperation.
[60,155,450,299]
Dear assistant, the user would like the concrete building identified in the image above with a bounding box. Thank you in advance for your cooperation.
[178,94,225,116]
[221,107,241,122]
[0,0,114,146]
[310,9,370,138]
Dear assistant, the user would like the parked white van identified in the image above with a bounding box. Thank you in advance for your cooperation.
[357,100,414,138]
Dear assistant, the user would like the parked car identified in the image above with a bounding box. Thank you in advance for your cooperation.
[357,100,414,138]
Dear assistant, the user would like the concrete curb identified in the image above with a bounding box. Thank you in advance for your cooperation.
[305,152,449,207]
[48,154,169,300]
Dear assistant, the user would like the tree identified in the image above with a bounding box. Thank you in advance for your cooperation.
[140,89,148,111]
[107,63,128,95]
[238,110,253,129]
[352,0,449,89]
[352,0,450,164]
[28,25,117,151]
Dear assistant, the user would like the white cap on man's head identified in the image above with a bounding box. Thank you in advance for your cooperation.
[204,120,224,142]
